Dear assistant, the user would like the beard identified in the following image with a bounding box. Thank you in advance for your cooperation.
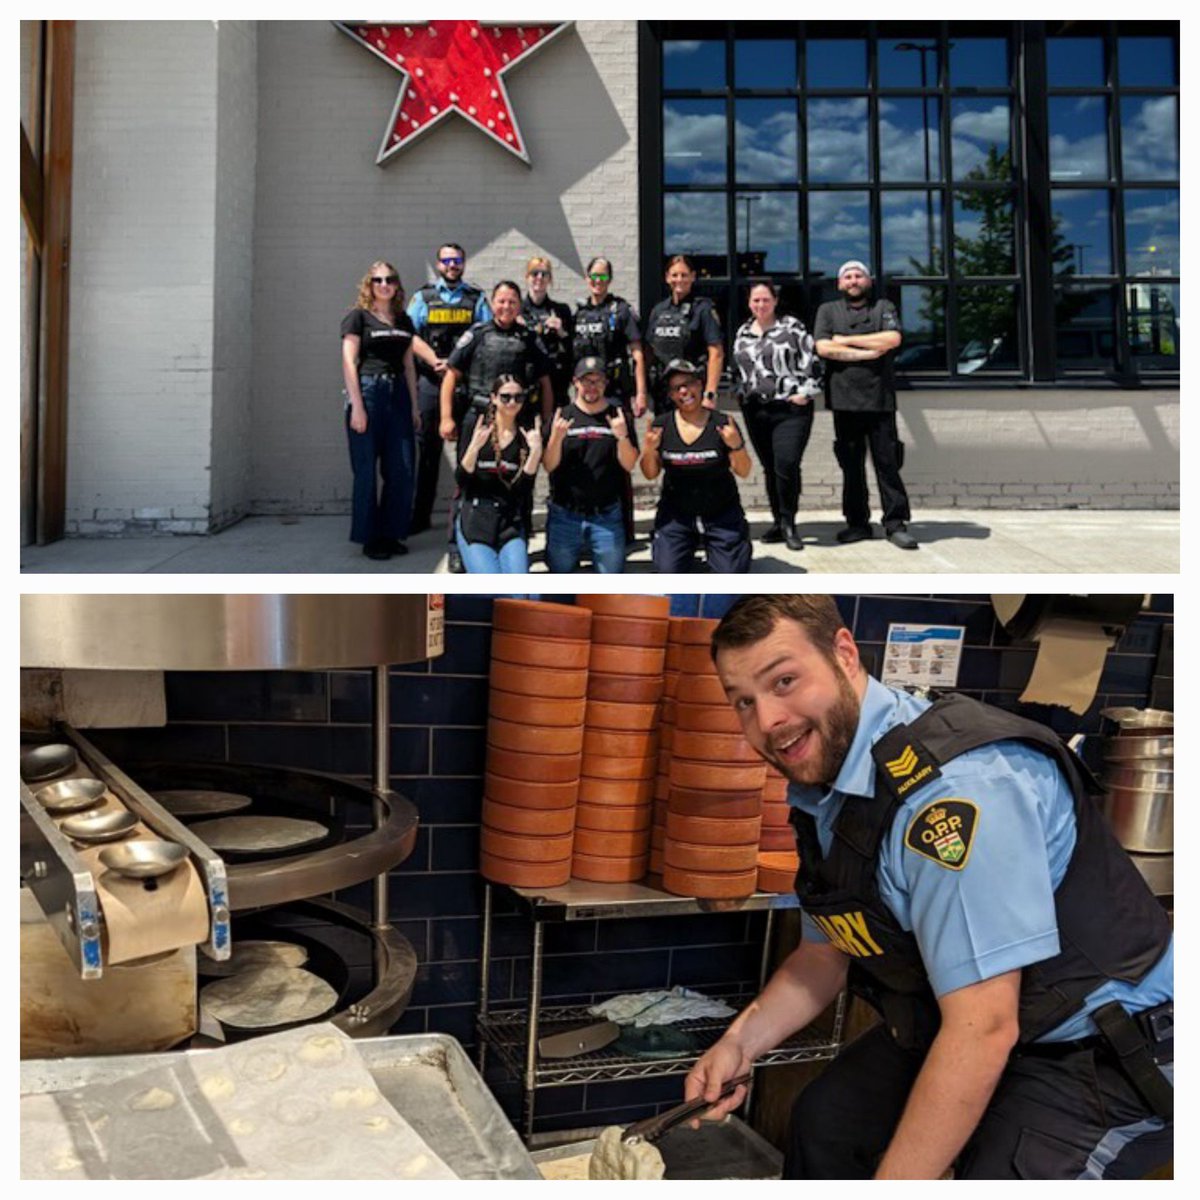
[764,669,861,787]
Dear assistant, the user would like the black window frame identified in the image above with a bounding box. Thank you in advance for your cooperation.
[639,20,1179,386]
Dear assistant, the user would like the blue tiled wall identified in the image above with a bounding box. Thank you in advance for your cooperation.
[89,592,1171,1135]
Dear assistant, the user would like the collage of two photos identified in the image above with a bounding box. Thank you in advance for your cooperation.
[19,19,1176,1184]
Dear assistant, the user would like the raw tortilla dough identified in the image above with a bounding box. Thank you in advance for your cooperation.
[588,1126,666,1180]
[539,1153,592,1180]
[189,815,328,853]
[154,790,253,817]
[199,939,309,978]
[200,966,337,1029]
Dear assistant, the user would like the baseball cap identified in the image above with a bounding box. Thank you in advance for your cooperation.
[573,355,606,379]
[664,358,704,381]
[837,260,872,280]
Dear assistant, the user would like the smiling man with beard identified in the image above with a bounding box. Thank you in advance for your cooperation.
[685,594,1173,1180]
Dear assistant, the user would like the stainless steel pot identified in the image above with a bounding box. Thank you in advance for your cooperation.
[1099,766,1174,792]
[1128,852,1173,897]
[1102,787,1173,854]
[1102,735,1173,762]
[1100,707,1173,735]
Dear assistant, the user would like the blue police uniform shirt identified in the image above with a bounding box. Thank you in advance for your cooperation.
[788,677,1173,1042]
[406,279,492,332]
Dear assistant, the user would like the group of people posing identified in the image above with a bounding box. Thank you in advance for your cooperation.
[340,244,919,574]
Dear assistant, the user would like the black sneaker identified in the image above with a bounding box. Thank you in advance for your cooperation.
[886,525,919,550]
[760,523,785,544]
[386,540,410,557]
[784,526,804,551]
[363,540,391,561]
[448,548,466,574]
[836,525,872,545]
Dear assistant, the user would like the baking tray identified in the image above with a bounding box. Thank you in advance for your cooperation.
[21,1033,539,1180]
[532,1115,783,1179]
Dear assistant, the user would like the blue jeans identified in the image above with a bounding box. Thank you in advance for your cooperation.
[545,500,626,573]
[455,518,530,574]
[346,374,416,544]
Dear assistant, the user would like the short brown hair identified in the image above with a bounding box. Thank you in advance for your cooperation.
[711,595,846,665]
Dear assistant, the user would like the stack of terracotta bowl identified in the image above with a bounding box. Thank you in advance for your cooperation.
[649,618,688,877]
[756,765,798,892]
[480,600,592,888]
[663,624,765,899]
[572,595,670,883]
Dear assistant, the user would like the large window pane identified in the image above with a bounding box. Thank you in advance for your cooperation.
[664,40,725,90]
[879,97,942,181]
[736,39,796,89]
[949,38,1010,88]
[664,193,728,271]
[736,192,799,274]
[1049,97,1110,182]
[953,191,1016,275]
[806,39,866,89]
[895,286,948,372]
[879,39,941,89]
[951,99,1012,180]
[807,191,870,281]
[1123,189,1179,275]
[664,100,726,185]
[1120,95,1178,180]
[955,285,1019,373]
[1051,190,1113,276]
[1055,285,1117,371]
[882,192,944,276]
[736,99,798,183]
[1047,38,1106,87]
[1127,283,1179,368]
[1119,36,1177,86]
[806,98,870,182]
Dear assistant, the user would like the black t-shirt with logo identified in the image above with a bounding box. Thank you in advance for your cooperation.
[340,308,415,376]
[653,410,741,519]
[549,403,627,513]
[455,429,531,509]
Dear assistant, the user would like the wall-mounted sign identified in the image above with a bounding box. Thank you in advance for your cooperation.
[334,20,571,165]
[881,624,966,691]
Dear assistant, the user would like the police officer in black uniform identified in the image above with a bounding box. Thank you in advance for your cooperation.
[572,256,649,542]
[644,254,725,416]
[689,595,1174,1180]
[521,254,574,410]
[406,242,491,534]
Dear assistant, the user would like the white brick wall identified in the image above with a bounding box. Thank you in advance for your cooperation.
[249,20,639,515]
[67,21,220,534]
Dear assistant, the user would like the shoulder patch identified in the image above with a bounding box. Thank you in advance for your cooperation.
[877,737,942,799]
[905,799,978,871]
[455,329,474,349]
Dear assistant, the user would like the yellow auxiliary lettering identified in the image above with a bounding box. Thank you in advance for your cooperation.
[827,914,869,958]
[843,910,885,956]
[812,915,852,955]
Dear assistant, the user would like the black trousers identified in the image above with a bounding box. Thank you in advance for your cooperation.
[832,408,912,531]
[651,502,752,574]
[783,1025,1174,1180]
[742,399,815,526]
[412,376,446,532]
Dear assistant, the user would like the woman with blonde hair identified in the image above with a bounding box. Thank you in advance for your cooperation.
[520,254,574,411]
[340,260,427,560]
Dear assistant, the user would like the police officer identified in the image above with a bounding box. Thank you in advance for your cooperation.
[406,242,491,535]
[572,256,648,543]
[689,595,1173,1180]
[644,255,724,416]
[521,255,574,410]
[813,261,918,550]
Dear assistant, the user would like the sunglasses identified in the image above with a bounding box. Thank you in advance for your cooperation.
[528,269,551,278]
[439,256,465,266]
[588,273,611,283]
[371,275,400,285]
[495,392,526,404]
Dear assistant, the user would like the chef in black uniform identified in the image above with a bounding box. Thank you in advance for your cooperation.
[640,359,753,573]
[644,255,725,415]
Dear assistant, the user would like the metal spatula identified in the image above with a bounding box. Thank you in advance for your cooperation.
[621,1072,753,1144]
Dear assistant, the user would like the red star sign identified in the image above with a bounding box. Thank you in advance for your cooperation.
[334,20,571,166]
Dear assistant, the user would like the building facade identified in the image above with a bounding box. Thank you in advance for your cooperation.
[20,20,1178,537]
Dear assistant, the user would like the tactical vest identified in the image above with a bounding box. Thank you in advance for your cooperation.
[646,297,697,383]
[790,693,1172,1053]
[573,297,633,398]
[465,322,538,405]
[417,282,482,373]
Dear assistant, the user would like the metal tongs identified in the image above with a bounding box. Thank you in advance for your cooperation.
[621,1073,753,1145]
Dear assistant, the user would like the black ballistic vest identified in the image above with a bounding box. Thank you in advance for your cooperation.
[465,322,538,405]
[417,282,482,374]
[646,298,697,384]
[573,297,633,397]
[790,693,1172,1053]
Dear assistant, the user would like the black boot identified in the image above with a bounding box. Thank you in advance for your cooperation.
[784,522,804,551]
[761,520,785,544]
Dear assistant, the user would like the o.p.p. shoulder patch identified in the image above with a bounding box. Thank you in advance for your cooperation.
[905,799,978,871]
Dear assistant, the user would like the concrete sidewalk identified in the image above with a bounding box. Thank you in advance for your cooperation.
[20,508,1179,574]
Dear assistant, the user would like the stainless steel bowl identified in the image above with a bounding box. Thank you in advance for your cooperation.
[20,743,78,782]
[60,809,139,844]
[1100,707,1174,734]
[34,777,107,814]
[1102,787,1173,854]
[1102,735,1173,763]
[99,840,189,879]
[1099,766,1174,793]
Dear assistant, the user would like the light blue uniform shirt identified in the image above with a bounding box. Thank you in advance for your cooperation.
[406,279,492,333]
[789,677,1173,1042]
